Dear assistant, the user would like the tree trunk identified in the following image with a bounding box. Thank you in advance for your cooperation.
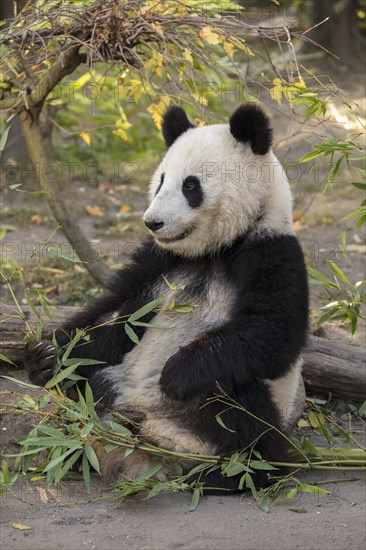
[0,304,365,401]
[19,110,112,286]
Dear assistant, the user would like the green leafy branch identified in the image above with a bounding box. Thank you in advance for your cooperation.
[308,262,365,334]
[300,137,364,189]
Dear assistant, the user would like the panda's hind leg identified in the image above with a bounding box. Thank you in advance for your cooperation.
[98,446,170,483]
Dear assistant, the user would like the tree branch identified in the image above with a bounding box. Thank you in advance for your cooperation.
[27,45,83,109]
[0,46,83,114]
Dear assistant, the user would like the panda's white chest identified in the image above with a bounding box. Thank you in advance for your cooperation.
[105,269,235,410]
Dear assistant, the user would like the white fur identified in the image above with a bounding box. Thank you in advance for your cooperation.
[143,124,293,257]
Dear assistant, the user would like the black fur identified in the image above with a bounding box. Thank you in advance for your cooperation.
[162,106,195,147]
[229,103,273,155]
[24,232,308,491]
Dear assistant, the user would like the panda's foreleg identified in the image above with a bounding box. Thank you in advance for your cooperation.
[160,318,303,401]
[159,328,242,401]
[23,339,57,387]
[23,294,142,388]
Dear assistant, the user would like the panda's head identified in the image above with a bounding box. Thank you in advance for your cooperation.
[143,103,293,257]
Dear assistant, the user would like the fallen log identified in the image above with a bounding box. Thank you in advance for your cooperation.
[0,304,365,401]
[302,337,365,401]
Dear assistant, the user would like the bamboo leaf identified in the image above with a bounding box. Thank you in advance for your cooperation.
[307,266,338,288]
[62,358,105,366]
[108,422,132,436]
[189,487,201,511]
[84,443,100,473]
[80,423,94,438]
[258,494,270,513]
[147,483,165,499]
[19,437,82,448]
[1,375,40,389]
[36,425,64,437]
[287,488,297,500]
[0,353,16,366]
[59,449,83,480]
[128,298,163,322]
[130,320,170,329]
[250,460,277,471]
[136,462,163,482]
[125,323,139,344]
[297,483,330,495]
[44,363,81,388]
[351,181,366,191]
[82,452,91,493]
[328,262,352,286]
[61,330,87,362]
[299,149,323,163]
[0,126,10,152]
[84,382,97,418]
[215,415,235,433]
[225,463,248,476]
[43,447,77,472]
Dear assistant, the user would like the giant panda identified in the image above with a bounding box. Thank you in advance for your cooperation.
[25,103,309,491]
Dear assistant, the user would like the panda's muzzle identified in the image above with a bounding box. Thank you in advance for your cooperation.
[156,225,195,243]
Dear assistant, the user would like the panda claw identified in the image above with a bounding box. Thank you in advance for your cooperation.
[33,341,44,349]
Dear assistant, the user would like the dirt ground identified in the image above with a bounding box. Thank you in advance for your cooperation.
[1,69,366,549]
[1,470,365,550]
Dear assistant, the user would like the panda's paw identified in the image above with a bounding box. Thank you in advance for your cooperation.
[160,349,206,401]
[23,339,56,387]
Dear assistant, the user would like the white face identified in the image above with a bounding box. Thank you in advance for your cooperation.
[143,124,293,257]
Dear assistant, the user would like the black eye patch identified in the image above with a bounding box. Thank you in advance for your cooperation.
[155,173,165,196]
[182,176,203,208]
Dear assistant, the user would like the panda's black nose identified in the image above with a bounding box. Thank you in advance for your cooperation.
[144,220,164,232]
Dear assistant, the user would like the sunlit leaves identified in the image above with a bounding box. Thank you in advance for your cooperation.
[147,96,170,129]
[270,78,327,116]
[145,50,164,78]
[199,26,221,45]
[79,131,91,146]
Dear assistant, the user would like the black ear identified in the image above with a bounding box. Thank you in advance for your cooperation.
[162,106,195,147]
[229,103,273,155]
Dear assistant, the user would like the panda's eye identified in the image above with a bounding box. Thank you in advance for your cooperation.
[182,176,203,208]
[183,176,198,192]
[155,173,165,196]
